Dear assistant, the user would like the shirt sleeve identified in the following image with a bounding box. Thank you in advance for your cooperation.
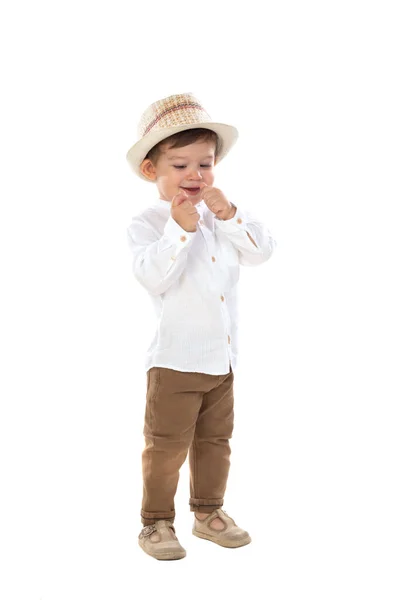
[214,204,276,266]
[127,215,196,295]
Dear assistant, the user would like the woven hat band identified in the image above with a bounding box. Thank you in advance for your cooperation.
[140,102,212,137]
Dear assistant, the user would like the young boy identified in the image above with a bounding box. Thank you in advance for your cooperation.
[126,93,276,560]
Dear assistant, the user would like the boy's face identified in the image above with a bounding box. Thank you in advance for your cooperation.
[140,140,216,205]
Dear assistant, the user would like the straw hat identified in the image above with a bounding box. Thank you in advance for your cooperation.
[126,92,239,181]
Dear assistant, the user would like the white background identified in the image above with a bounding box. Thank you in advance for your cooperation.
[1,1,399,599]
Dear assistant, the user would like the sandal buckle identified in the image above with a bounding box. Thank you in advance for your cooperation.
[139,524,157,539]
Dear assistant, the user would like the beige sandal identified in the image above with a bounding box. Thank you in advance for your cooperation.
[192,508,251,548]
[139,520,186,560]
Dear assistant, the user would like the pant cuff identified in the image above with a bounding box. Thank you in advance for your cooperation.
[141,509,175,525]
[189,498,224,513]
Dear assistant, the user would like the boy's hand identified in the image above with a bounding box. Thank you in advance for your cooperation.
[171,190,200,232]
[199,184,236,220]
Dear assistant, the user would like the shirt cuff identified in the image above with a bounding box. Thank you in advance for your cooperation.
[214,204,247,233]
[163,215,196,250]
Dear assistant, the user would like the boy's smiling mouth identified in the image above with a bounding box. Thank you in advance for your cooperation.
[181,186,201,195]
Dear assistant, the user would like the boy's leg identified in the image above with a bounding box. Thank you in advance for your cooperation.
[188,366,234,514]
[141,367,212,525]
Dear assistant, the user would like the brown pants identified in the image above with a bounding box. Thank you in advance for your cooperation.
[141,365,235,525]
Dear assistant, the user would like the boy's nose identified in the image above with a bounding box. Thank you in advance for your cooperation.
[187,168,202,179]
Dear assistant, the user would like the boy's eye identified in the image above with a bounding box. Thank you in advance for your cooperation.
[173,165,212,169]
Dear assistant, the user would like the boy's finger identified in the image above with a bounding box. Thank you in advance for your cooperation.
[199,182,209,198]
[171,190,188,206]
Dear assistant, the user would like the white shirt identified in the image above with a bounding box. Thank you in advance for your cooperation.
[127,198,276,375]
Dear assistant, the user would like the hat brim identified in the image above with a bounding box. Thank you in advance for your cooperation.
[126,122,239,181]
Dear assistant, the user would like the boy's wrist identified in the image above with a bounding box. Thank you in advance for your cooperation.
[221,204,237,221]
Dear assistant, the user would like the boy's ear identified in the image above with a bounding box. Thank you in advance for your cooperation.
[140,158,157,181]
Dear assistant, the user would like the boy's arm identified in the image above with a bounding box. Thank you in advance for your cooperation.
[214,204,276,266]
[127,215,196,295]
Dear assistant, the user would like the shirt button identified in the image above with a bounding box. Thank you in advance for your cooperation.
[180,235,187,242]
[211,256,216,262]
[228,335,231,344]
[220,295,225,302]
[237,218,243,224]
[199,219,204,225]
[170,256,176,261]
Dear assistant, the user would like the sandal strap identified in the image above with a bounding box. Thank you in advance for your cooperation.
[139,520,175,539]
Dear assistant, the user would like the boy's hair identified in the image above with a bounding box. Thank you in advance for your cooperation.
[145,128,220,166]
